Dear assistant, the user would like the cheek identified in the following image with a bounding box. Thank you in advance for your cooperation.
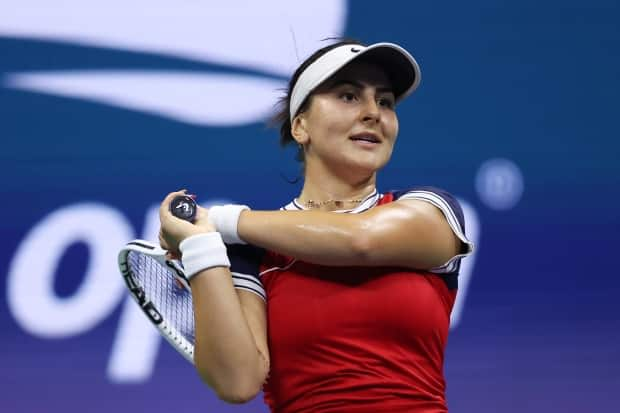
[385,114,399,142]
[307,101,353,139]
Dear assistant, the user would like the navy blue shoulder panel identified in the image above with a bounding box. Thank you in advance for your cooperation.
[441,273,458,290]
[227,244,265,278]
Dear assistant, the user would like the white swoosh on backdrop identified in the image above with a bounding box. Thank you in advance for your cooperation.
[0,0,347,125]
[6,71,285,126]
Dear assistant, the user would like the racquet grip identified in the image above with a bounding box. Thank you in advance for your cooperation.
[170,195,197,222]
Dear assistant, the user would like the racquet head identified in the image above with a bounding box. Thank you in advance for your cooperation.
[118,240,195,364]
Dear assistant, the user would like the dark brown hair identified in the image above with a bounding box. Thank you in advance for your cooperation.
[271,39,364,163]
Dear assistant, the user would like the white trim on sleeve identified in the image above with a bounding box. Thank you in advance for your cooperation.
[231,272,266,301]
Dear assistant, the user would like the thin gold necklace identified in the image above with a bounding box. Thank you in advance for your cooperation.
[302,198,364,209]
[297,189,376,209]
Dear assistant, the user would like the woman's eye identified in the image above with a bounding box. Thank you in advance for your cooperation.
[378,97,395,109]
[340,92,357,102]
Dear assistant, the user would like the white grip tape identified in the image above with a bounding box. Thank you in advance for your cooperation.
[179,232,230,280]
[209,204,250,244]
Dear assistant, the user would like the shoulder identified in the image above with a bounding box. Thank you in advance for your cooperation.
[381,186,466,231]
[381,186,474,278]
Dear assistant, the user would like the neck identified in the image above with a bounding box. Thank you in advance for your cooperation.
[297,165,377,211]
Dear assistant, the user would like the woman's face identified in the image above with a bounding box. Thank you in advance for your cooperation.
[294,60,399,179]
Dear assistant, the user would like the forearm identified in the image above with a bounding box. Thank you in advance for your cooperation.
[238,210,371,266]
[190,268,265,402]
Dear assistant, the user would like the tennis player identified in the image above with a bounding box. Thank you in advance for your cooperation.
[159,40,474,413]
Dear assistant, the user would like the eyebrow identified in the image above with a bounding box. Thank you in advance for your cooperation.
[328,79,394,94]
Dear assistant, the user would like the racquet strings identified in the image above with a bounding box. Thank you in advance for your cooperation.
[127,250,196,344]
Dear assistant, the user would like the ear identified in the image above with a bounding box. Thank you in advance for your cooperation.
[291,114,310,145]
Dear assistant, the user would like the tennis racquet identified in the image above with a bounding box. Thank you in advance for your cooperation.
[117,195,198,363]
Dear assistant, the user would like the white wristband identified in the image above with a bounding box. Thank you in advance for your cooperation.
[209,204,250,244]
[179,232,230,280]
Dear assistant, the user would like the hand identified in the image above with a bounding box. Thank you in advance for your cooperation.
[158,190,215,257]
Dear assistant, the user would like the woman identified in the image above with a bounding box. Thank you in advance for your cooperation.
[159,40,474,413]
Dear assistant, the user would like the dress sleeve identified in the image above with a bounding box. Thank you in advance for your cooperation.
[227,244,266,301]
[393,186,474,275]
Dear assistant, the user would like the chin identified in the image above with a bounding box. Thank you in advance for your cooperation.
[355,152,390,170]
[341,156,389,178]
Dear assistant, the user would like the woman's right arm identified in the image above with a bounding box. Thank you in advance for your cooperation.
[159,191,269,403]
[191,270,269,403]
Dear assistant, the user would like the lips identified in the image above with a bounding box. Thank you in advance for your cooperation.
[349,133,381,143]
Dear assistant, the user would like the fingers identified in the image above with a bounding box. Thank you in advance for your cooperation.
[159,189,188,222]
[195,205,208,222]
[158,230,169,250]
[192,205,217,232]
[160,231,181,260]
[158,189,202,255]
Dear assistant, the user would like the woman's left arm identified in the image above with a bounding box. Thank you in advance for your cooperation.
[236,200,463,270]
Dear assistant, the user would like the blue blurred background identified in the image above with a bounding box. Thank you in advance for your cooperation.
[1,1,619,412]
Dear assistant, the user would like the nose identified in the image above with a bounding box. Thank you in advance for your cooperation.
[360,95,380,124]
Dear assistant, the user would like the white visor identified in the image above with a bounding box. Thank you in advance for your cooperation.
[289,42,421,119]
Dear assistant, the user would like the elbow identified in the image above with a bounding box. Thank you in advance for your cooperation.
[195,365,263,404]
[214,380,262,404]
[348,214,392,265]
[349,229,377,264]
